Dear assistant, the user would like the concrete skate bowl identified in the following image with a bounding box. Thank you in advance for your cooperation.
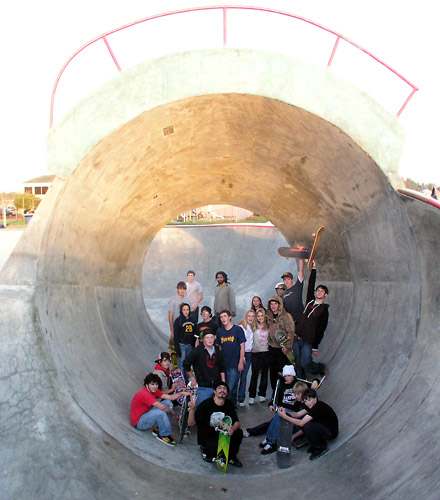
[2,93,440,499]
[142,224,291,332]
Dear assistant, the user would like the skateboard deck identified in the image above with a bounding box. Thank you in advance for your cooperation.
[215,416,233,473]
[170,368,187,405]
[274,331,295,364]
[277,412,293,469]
[307,226,325,270]
[278,246,310,259]
[277,226,325,270]
[296,375,326,390]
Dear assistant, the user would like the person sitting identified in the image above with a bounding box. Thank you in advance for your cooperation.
[260,366,307,454]
[152,352,175,394]
[129,373,188,447]
[188,381,244,467]
[277,388,338,460]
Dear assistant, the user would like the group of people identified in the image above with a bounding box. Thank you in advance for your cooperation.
[130,262,338,465]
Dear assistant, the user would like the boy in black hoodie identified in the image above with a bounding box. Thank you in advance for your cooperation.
[173,303,198,373]
[294,262,329,378]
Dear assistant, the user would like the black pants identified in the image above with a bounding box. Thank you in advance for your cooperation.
[268,346,291,392]
[249,351,270,398]
[201,429,243,459]
[247,420,271,436]
[302,422,334,451]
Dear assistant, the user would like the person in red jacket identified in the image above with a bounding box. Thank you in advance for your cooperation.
[130,373,188,446]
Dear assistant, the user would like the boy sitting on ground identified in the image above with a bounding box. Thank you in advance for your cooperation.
[152,352,175,395]
[260,365,307,454]
[278,388,338,460]
[130,373,189,447]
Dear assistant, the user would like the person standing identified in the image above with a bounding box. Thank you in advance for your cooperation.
[216,310,246,405]
[266,296,295,393]
[196,305,219,345]
[173,303,198,373]
[237,310,255,406]
[183,329,226,406]
[214,271,236,318]
[248,308,270,404]
[274,282,287,298]
[295,262,329,378]
[250,296,265,313]
[167,281,187,350]
[186,270,203,320]
[282,258,305,323]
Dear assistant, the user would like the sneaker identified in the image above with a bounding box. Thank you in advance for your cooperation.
[156,435,176,447]
[151,427,159,438]
[239,402,246,407]
[259,439,268,448]
[258,396,267,403]
[248,397,255,405]
[202,453,215,463]
[242,429,250,438]
[292,436,308,449]
[229,457,243,468]
[261,443,276,455]
[309,447,328,461]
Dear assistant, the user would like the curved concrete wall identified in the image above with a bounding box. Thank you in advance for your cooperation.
[48,49,403,180]
[1,49,439,499]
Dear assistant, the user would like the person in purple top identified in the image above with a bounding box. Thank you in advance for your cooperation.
[216,310,246,406]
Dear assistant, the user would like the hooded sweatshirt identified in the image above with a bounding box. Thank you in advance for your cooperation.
[266,296,295,350]
[152,363,172,391]
[295,269,329,347]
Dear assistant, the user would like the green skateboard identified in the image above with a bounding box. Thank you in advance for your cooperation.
[274,331,295,364]
[215,415,233,473]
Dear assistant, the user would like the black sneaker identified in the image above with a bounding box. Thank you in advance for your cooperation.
[229,457,243,468]
[202,454,215,463]
[259,439,268,449]
[293,436,308,449]
[309,447,328,461]
[261,443,276,455]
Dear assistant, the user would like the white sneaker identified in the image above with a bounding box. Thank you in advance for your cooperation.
[239,402,246,407]
[242,429,250,438]
[258,396,267,403]
[248,397,255,405]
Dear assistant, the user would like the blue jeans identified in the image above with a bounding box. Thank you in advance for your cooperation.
[178,343,193,376]
[136,399,173,437]
[266,412,281,445]
[226,367,240,404]
[196,386,214,407]
[294,338,312,378]
[237,352,252,403]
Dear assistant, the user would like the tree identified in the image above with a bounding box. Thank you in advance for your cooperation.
[14,193,41,212]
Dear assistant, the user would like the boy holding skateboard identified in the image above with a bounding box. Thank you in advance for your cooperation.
[191,381,243,467]
[294,262,329,378]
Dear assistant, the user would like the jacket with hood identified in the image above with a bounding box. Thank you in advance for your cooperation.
[266,296,295,350]
[152,363,172,391]
[296,268,329,347]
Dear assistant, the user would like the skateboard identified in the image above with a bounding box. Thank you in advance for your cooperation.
[274,331,295,364]
[213,415,233,473]
[168,338,178,369]
[296,375,326,390]
[177,383,197,443]
[277,226,325,270]
[277,409,293,469]
[170,368,187,405]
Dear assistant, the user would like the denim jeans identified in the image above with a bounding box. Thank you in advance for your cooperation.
[266,412,281,445]
[196,386,214,407]
[237,352,252,403]
[226,367,240,404]
[178,343,193,376]
[136,399,173,437]
[294,338,313,378]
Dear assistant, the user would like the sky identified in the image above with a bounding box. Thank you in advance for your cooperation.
[1,0,439,192]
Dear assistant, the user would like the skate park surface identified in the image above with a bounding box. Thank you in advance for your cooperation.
[1,66,440,499]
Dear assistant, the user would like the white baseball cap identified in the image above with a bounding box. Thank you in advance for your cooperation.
[282,365,296,377]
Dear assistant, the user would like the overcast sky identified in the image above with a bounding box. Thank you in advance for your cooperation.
[1,0,438,192]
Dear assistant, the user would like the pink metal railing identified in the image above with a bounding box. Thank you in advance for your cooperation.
[49,5,419,127]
